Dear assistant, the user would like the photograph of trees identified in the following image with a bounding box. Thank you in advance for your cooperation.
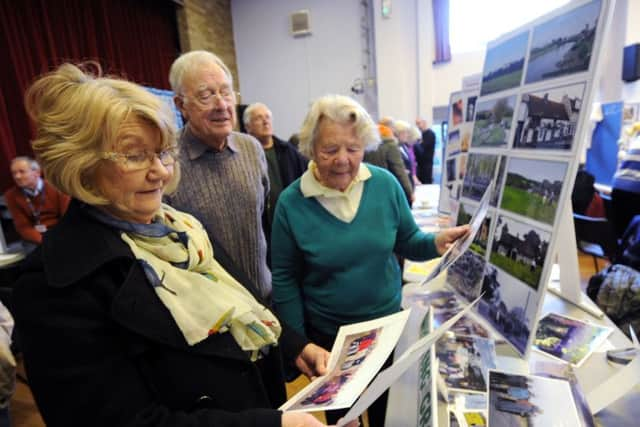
[525,0,600,84]
[480,31,529,96]
[462,153,499,201]
[500,157,567,225]
[471,96,517,148]
[489,215,550,290]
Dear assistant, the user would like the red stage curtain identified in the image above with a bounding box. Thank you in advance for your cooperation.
[0,0,179,192]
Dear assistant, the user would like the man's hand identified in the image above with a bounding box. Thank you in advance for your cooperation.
[434,225,470,255]
[295,343,330,379]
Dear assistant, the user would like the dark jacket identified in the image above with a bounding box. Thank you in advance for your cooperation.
[364,138,413,202]
[415,128,436,184]
[273,136,308,188]
[13,200,308,427]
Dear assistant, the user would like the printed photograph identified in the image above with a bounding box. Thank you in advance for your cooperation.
[451,97,465,126]
[513,82,586,150]
[455,203,491,255]
[461,129,471,152]
[479,265,538,355]
[480,32,529,96]
[413,290,491,338]
[533,312,612,366]
[489,215,550,290]
[459,154,467,179]
[471,96,517,148]
[525,0,601,84]
[488,371,581,426]
[490,155,507,207]
[500,157,567,225]
[447,158,457,182]
[466,96,478,122]
[436,333,497,393]
[448,129,461,153]
[448,251,486,301]
[463,412,487,427]
[461,153,499,201]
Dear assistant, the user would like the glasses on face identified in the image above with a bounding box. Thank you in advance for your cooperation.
[101,146,178,172]
[181,86,235,108]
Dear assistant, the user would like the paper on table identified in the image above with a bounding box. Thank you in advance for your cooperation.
[279,310,410,412]
[586,329,640,414]
[337,295,481,426]
[419,188,490,286]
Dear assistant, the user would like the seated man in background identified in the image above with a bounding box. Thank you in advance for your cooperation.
[3,156,70,252]
[243,102,308,239]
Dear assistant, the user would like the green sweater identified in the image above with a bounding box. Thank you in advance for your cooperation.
[271,165,438,336]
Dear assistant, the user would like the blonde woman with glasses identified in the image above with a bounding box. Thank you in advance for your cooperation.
[13,63,352,427]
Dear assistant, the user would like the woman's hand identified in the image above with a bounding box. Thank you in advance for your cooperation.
[295,343,330,379]
[434,224,470,255]
[282,412,360,427]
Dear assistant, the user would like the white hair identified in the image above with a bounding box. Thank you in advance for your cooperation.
[168,50,233,95]
[243,102,271,128]
[393,119,412,134]
[298,94,380,158]
[11,156,40,171]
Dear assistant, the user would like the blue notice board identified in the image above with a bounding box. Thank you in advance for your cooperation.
[586,102,622,186]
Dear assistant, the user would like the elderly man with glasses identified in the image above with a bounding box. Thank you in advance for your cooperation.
[168,51,272,300]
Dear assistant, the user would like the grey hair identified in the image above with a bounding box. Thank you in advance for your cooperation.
[168,50,233,95]
[243,102,271,128]
[11,156,40,171]
[298,94,380,158]
[393,119,412,134]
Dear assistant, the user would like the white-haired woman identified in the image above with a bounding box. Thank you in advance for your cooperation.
[271,95,468,426]
[13,63,351,427]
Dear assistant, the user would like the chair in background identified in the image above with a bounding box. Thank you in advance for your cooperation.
[573,213,619,272]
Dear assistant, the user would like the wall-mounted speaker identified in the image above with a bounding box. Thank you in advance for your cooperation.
[290,10,311,37]
[622,43,640,83]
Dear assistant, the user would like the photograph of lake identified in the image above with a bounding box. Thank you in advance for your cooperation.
[525,0,600,84]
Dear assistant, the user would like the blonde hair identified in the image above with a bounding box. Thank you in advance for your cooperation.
[24,63,179,205]
[298,94,379,158]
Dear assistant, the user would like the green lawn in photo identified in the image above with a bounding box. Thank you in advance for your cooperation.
[472,122,507,147]
[481,71,522,96]
[470,242,486,256]
[500,186,557,224]
[490,251,541,289]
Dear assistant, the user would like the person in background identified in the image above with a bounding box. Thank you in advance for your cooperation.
[364,124,413,203]
[393,120,417,192]
[612,122,640,238]
[414,118,436,184]
[243,102,307,241]
[3,156,70,252]
[168,50,272,299]
[271,94,469,426]
[13,63,342,427]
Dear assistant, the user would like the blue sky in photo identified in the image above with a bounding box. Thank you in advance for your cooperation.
[483,32,529,75]
[497,215,550,242]
[530,0,601,49]
[507,158,567,183]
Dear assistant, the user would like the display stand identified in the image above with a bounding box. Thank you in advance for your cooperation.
[546,200,604,318]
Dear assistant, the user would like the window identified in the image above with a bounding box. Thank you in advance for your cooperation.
[449,0,570,54]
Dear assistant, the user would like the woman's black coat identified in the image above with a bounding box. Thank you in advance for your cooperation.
[12,200,307,427]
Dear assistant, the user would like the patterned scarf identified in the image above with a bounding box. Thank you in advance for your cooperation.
[86,204,281,357]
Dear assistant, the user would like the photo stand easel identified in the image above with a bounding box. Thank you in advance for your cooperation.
[546,199,604,318]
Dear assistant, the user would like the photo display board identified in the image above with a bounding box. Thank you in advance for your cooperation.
[445,0,610,357]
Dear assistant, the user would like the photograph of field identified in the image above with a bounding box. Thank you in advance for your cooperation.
[479,265,537,355]
[490,215,550,290]
[461,154,499,201]
[471,96,517,148]
[500,157,567,225]
[525,0,601,84]
[533,312,611,366]
[480,32,529,96]
[513,82,585,150]
[490,155,507,207]
[489,371,581,426]
[448,250,486,301]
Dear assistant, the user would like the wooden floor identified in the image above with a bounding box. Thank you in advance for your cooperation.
[8,252,603,427]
